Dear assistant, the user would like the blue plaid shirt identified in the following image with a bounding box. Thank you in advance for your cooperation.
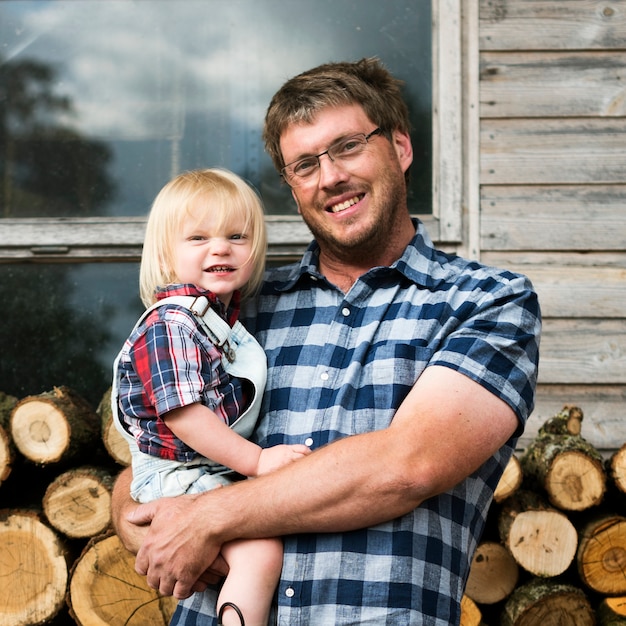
[172,220,541,625]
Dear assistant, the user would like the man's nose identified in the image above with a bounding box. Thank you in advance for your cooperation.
[317,153,349,187]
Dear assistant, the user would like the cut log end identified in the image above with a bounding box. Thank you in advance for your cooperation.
[0,423,15,485]
[609,444,626,495]
[578,515,626,596]
[494,454,523,503]
[465,541,519,605]
[0,510,69,626]
[506,509,577,577]
[68,533,177,626]
[98,387,131,467]
[43,467,113,539]
[11,400,71,463]
[546,450,606,511]
[10,387,102,466]
[460,594,482,626]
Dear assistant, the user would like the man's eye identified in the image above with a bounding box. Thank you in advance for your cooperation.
[293,159,318,176]
[337,138,362,154]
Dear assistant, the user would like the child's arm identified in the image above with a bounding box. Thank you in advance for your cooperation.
[164,403,310,477]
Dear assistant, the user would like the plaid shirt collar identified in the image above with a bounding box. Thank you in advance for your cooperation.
[155,283,240,326]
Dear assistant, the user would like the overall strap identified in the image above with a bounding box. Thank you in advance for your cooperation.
[142,295,236,362]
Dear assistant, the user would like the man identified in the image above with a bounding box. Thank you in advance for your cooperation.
[112,58,541,625]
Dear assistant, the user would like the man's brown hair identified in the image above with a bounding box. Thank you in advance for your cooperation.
[263,57,411,172]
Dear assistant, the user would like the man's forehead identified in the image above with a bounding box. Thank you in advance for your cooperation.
[279,105,372,153]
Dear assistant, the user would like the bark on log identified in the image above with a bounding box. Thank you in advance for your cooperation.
[10,386,103,466]
[465,540,519,605]
[67,532,177,626]
[97,386,131,467]
[577,514,626,596]
[498,490,578,577]
[42,466,114,539]
[494,454,523,503]
[501,578,595,626]
[520,405,606,511]
[597,596,626,625]
[460,594,483,626]
[539,405,583,437]
[0,509,70,626]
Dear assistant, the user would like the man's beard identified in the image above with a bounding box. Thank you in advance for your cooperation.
[301,174,407,264]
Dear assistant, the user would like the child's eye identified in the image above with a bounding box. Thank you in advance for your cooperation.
[230,233,246,241]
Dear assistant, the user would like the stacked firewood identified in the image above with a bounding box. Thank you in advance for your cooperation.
[2,389,626,625]
[0,387,175,626]
[462,406,626,626]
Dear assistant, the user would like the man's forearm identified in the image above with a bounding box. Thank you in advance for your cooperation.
[134,367,518,598]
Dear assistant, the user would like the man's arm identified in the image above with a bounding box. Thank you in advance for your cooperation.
[111,466,229,594]
[126,365,518,599]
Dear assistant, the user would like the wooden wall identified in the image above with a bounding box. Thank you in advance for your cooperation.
[475,1,626,451]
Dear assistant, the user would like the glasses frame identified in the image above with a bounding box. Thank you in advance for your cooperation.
[280,127,383,187]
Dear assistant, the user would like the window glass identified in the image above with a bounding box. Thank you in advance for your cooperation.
[0,1,431,407]
[1,263,141,406]
[0,0,431,219]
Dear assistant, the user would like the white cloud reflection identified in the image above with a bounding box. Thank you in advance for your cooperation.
[3,1,306,139]
[2,1,428,142]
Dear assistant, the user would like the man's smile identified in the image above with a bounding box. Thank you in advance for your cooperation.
[328,194,363,213]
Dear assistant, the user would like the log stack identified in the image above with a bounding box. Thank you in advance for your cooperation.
[0,386,176,626]
[463,405,626,626]
[1,389,625,625]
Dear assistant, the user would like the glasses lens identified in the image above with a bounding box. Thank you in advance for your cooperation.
[329,135,367,160]
[292,158,319,178]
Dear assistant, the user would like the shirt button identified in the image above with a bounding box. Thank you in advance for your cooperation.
[341,307,350,316]
[285,587,295,598]
[320,372,329,381]
[305,437,313,447]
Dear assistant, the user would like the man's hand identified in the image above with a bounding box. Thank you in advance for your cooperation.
[132,493,225,599]
[111,467,229,598]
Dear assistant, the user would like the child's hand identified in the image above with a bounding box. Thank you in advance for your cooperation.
[256,443,311,476]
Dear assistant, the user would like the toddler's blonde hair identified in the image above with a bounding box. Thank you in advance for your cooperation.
[139,168,267,307]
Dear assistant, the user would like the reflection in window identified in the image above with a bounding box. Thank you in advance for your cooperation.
[1,263,141,406]
[0,0,431,218]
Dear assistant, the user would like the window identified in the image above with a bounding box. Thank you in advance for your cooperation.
[0,1,463,404]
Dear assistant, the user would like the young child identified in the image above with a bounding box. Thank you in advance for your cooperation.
[112,168,310,626]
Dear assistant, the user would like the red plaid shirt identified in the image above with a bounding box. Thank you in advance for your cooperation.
[116,284,247,462]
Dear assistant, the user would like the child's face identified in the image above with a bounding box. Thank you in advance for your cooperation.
[172,207,255,307]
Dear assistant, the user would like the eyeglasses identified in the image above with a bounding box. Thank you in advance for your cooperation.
[281,128,383,187]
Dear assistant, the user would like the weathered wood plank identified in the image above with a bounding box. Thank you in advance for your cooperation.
[480,185,626,251]
[538,319,626,385]
[520,383,626,451]
[481,119,626,184]
[483,251,626,271]
[0,216,313,262]
[480,0,626,50]
[480,51,626,118]
[513,266,626,319]
[0,215,446,262]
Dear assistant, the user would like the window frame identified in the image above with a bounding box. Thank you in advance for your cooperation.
[0,0,463,263]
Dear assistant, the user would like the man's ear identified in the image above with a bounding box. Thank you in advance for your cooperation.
[392,130,413,174]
